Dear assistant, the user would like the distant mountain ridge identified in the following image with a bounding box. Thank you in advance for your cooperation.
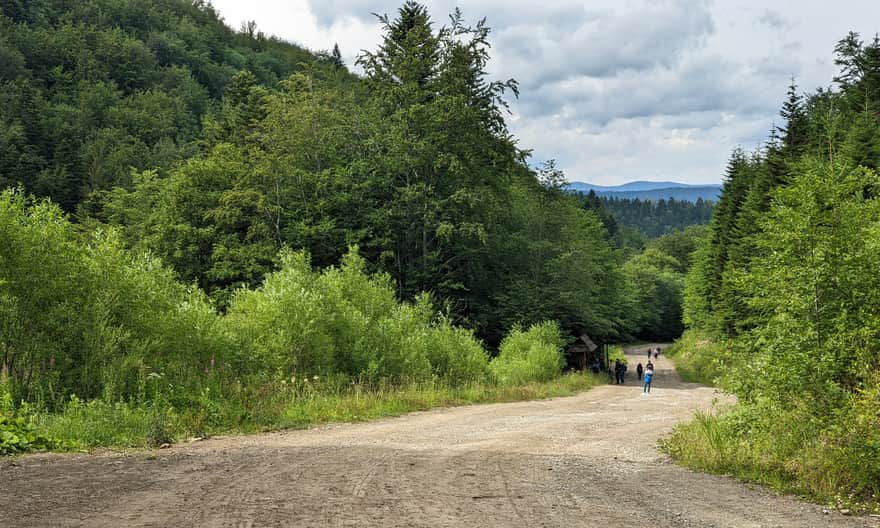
[567,181,722,202]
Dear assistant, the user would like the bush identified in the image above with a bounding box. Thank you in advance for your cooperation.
[1,392,66,455]
[490,321,565,385]
[424,318,491,385]
[226,248,490,385]
[607,345,626,364]
[0,191,232,409]
[665,329,732,386]
[0,414,66,455]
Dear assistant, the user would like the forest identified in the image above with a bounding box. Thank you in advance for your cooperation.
[0,0,702,450]
[665,33,880,508]
[597,194,714,238]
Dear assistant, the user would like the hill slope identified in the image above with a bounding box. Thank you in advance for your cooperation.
[0,0,349,209]
[569,182,722,202]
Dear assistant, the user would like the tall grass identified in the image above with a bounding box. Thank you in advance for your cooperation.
[28,373,603,449]
[662,332,880,511]
[664,329,731,386]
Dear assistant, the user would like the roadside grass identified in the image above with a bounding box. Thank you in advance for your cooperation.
[661,405,880,513]
[661,332,880,513]
[25,372,604,451]
[660,409,797,497]
[664,330,730,386]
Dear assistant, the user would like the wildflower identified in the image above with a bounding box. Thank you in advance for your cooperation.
[313,375,319,381]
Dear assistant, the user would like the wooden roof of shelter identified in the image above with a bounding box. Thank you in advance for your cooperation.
[575,334,598,352]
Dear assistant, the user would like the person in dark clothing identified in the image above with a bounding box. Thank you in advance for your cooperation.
[636,362,643,381]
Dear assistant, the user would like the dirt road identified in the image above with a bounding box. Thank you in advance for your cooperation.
[2,345,877,527]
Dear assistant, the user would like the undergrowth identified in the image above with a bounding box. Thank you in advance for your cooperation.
[664,329,731,386]
[661,332,880,513]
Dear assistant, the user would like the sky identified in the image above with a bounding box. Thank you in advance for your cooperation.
[209,0,880,185]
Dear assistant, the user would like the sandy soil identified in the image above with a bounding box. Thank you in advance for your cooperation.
[2,345,877,527]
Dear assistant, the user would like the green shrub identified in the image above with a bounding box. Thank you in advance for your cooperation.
[0,414,66,455]
[665,329,732,386]
[607,345,626,364]
[0,391,66,455]
[424,317,491,384]
[226,248,490,385]
[490,321,565,385]
[0,191,232,409]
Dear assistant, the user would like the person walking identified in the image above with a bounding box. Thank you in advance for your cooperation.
[643,364,654,393]
[636,362,643,381]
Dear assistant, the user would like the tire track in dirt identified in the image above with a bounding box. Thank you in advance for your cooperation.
[1,344,878,527]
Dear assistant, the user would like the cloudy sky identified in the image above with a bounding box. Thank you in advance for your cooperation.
[210,0,880,185]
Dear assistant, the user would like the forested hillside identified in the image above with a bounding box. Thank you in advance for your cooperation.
[0,1,702,450]
[0,0,349,211]
[595,193,714,238]
[666,33,880,509]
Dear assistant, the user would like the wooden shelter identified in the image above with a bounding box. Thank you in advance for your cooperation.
[566,334,601,370]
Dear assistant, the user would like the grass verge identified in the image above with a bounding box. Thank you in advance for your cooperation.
[661,333,880,513]
[661,404,880,514]
[24,372,604,451]
[664,329,730,386]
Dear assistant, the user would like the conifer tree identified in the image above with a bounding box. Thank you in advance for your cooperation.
[778,79,809,161]
[331,43,344,69]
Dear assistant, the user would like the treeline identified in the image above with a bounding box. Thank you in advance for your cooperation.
[0,1,704,350]
[668,33,880,507]
[590,193,715,239]
[0,0,647,346]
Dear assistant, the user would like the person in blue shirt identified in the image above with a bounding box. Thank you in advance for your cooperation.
[643,363,654,393]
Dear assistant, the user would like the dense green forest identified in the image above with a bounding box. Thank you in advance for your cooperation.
[666,33,880,508]
[0,0,349,210]
[0,0,702,449]
[595,194,714,238]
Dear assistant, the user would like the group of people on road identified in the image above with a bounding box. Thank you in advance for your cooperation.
[612,346,660,393]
